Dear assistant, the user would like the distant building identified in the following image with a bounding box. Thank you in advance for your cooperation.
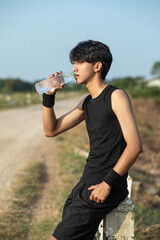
[144,77,160,87]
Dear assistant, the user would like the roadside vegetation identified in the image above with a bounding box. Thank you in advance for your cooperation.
[0,162,45,240]
[28,126,88,240]
[110,77,160,103]
[0,84,87,110]
[0,76,160,111]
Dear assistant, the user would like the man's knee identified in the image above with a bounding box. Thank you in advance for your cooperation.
[49,236,57,240]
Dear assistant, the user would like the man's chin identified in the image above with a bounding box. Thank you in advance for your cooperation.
[76,80,82,85]
[76,79,86,85]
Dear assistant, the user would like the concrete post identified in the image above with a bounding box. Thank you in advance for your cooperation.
[95,176,135,240]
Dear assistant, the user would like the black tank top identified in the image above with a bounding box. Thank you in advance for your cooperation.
[81,84,128,190]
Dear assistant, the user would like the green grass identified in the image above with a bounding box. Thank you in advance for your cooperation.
[29,217,59,240]
[0,162,45,240]
[0,92,41,110]
[55,130,87,214]
[29,132,87,240]
[127,86,160,101]
[135,204,160,240]
[143,125,153,136]
[0,90,86,110]
[25,130,86,240]
[59,143,85,179]
[0,211,29,240]
[129,169,155,184]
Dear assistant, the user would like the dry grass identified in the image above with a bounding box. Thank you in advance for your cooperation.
[0,162,45,240]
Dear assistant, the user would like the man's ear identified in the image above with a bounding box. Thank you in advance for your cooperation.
[94,62,103,72]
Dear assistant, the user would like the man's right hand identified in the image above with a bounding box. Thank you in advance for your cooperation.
[45,71,65,95]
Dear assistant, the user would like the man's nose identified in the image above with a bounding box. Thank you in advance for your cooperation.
[72,65,77,73]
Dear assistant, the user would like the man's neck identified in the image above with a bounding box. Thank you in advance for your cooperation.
[85,77,108,99]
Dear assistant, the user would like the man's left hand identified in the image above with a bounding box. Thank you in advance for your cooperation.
[88,181,111,203]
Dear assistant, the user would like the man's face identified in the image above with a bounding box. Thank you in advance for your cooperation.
[72,61,96,85]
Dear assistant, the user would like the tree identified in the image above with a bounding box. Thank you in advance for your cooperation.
[151,61,160,78]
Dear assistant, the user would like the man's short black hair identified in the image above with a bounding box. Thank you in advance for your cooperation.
[69,40,113,80]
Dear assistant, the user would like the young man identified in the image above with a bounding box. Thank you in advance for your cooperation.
[43,40,142,240]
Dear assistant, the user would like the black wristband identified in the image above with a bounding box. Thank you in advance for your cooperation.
[103,169,122,187]
[42,93,55,108]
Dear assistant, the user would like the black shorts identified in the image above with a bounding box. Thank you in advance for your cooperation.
[52,179,128,240]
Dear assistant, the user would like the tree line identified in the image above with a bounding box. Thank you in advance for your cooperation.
[0,75,158,94]
[0,76,143,94]
[0,77,89,93]
[0,61,159,94]
[0,78,35,93]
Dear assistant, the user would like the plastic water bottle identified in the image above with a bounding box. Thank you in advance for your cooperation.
[35,71,75,94]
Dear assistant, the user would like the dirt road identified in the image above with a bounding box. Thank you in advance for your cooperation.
[0,94,86,211]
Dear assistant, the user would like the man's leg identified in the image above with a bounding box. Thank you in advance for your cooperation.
[49,236,57,240]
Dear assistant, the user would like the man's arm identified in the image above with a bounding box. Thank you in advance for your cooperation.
[111,89,143,175]
[42,71,85,137]
[43,98,85,137]
[89,89,142,203]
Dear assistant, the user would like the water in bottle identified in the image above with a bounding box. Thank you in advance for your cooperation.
[35,71,75,94]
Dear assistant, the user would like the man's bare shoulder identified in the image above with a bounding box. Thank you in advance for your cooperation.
[77,95,89,111]
[111,88,131,103]
[111,88,133,115]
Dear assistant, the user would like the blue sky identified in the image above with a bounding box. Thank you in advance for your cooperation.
[0,0,160,82]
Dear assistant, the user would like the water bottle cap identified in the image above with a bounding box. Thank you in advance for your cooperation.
[71,71,75,78]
